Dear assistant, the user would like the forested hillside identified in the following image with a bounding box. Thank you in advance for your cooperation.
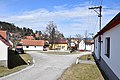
[0,21,34,37]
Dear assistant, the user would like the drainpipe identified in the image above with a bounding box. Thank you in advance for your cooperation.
[98,35,102,61]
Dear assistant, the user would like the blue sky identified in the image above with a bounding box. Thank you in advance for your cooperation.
[0,0,120,37]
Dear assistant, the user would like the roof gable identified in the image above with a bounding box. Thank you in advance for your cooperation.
[0,35,11,46]
[0,30,7,39]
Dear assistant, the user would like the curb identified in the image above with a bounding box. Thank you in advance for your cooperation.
[0,58,35,80]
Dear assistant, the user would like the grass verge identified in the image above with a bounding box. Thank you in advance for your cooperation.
[0,65,27,77]
[20,53,33,65]
[58,63,104,80]
[0,53,33,77]
[80,54,94,61]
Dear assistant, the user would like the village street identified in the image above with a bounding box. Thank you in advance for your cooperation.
[0,51,86,80]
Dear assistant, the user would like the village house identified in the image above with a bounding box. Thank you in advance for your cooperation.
[50,39,68,50]
[70,38,80,50]
[78,40,85,51]
[93,12,120,80]
[70,38,93,51]
[43,40,49,51]
[0,30,13,46]
[77,39,93,52]
[84,39,94,51]
[0,30,11,67]
[20,39,44,51]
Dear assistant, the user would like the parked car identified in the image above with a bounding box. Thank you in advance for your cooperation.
[15,43,24,54]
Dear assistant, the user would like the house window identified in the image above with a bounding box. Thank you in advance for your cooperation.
[26,46,29,48]
[105,37,110,58]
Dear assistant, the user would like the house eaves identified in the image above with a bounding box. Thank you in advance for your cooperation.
[94,12,120,38]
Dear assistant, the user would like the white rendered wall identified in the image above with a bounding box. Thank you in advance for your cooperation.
[91,44,94,52]
[86,45,92,51]
[94,37,100,59]
[23,46,43,51]
[101,24,120,79]
[0,40,8,67]
[0,40,8,60]
[79,40,85,50]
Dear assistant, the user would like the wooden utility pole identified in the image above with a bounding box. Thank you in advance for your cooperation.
[89,6,102,60]
[89,6,102,31]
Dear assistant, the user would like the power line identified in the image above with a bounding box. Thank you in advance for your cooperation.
[99,0,103,6]
[94,17,99,33]
[103,8,120,10]
[89,6,102,30]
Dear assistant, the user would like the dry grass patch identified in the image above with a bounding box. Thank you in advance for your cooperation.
[59,63,104,80]
[0,65,27,77]
[20,53,33,64]
[80,54,94,61]
[0,53,33,77]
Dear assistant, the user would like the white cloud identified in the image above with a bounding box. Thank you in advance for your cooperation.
[0,2,119,37]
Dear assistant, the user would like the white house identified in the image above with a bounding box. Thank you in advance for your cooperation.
[0,35,11,67]
[78,40,94,52]
[78,40,85,50]
[93,12,120,80]
[21,39,44,51]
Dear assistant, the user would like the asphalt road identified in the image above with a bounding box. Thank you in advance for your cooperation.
[0,51,80,80]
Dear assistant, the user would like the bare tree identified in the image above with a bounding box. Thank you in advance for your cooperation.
[44,21,64,49]
[85,30,88,39]
[45,21,57,40]
[75,34,83,40]
[44,21,64,40]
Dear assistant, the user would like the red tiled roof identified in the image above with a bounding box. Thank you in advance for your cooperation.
[0,30,7,39]
[35,34,39,37]
[50,39,68,44]
[25,36,34,40]
[21,39,44,46]
[0,35,11,46]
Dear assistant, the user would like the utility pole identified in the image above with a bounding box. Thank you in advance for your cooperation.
[89,6,102,61]
[89,6,102,30]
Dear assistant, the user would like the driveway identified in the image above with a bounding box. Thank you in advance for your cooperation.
[0,51,80,80]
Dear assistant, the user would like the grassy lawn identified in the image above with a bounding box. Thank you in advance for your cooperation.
[0,65,27,77]
[40,51,81,55]
[0,53,33,77]
[80,54,94,61]
[59,63,104,80]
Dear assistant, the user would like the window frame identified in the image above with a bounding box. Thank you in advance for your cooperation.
[105,37,110,58]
